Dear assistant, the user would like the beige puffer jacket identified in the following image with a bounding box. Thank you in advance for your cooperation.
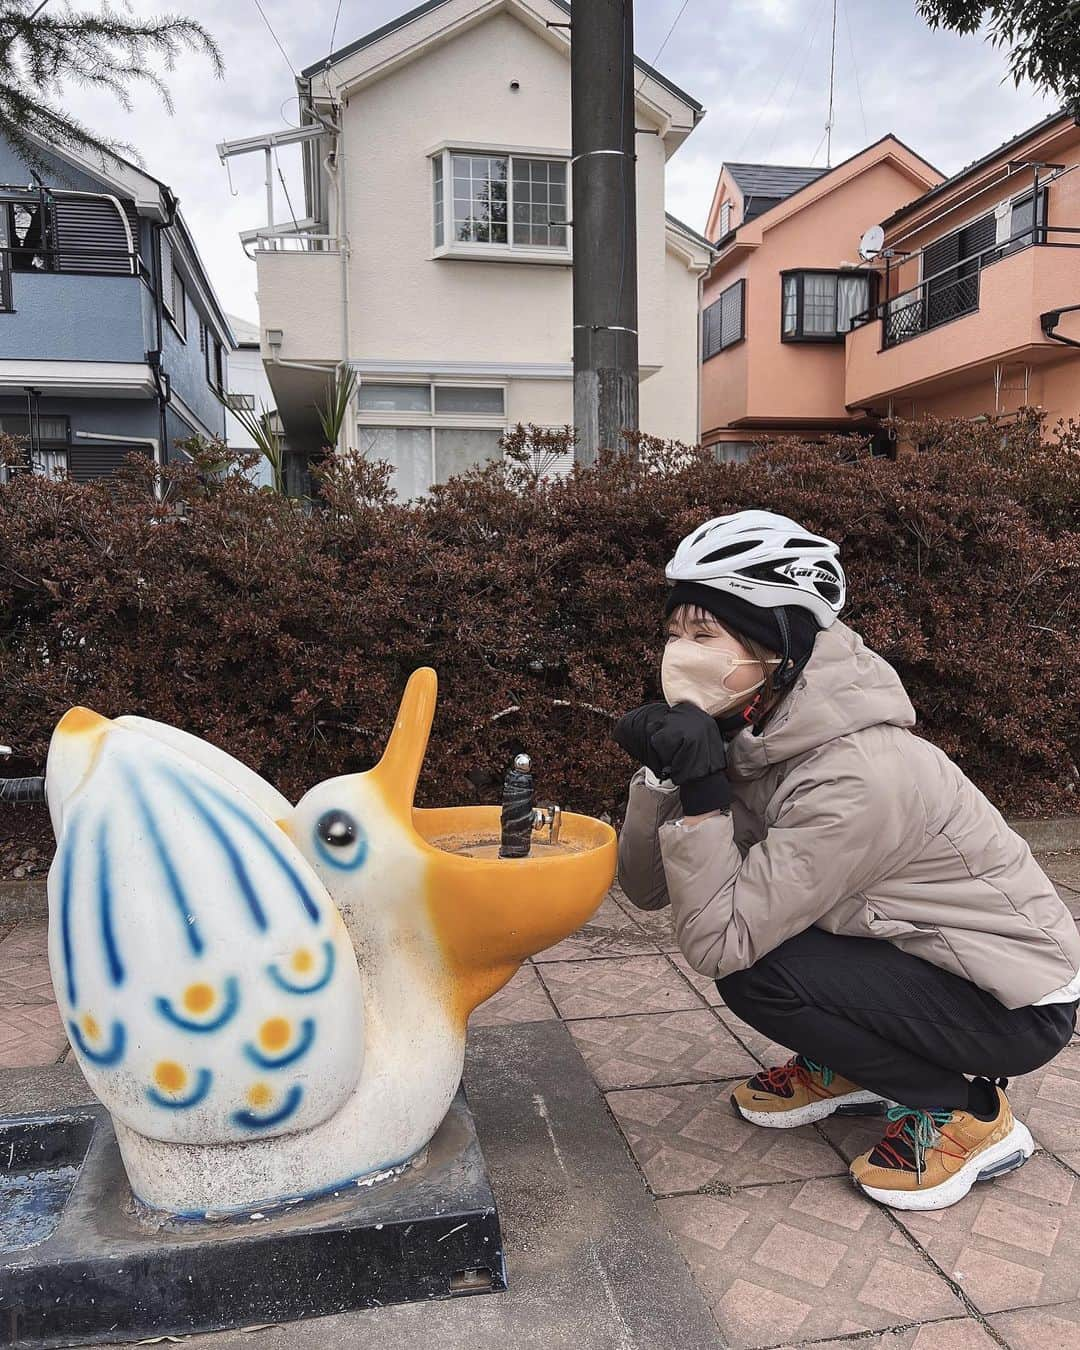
[617,621,1080,1009]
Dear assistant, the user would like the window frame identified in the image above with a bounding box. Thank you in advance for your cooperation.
[702,278,745,360]
[780,268,873,344]
[430,146,571,263]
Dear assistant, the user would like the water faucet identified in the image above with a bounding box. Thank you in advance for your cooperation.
[499,754,562,858]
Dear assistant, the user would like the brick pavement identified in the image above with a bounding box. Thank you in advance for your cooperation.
[2,851,1079,1347]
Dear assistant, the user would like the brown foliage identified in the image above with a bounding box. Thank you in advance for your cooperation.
[1,413,1077,836]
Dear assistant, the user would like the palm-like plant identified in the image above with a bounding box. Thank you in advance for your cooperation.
[219,395,285,494]
[316,366,358,453]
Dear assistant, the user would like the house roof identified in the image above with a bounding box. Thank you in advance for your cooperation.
[725,163,826,200]
[226,313,261,346]
[665,211,715,253]
[881,106,1074,228]
[300,0,704,114]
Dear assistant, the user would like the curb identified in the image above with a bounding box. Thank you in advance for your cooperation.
[2,818,1078,927]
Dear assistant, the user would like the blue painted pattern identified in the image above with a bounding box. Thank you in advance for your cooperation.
[191,777,322,924]
[122,766,204,955]
[97,819,124,987]
[68,1018,126,1066]
[58,811,80,1007]
[232,1083,304,1131]
[243,1018,316,1070]
[266,940,336,995]
[159,768,268,933]
[147,1067,213,1110]
[156,975,240,1032]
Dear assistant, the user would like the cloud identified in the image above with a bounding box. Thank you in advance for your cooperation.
[49,0,1060,322]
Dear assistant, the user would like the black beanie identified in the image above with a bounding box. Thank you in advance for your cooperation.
[664,581,819,679]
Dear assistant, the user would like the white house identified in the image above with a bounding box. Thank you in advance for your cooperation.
[232,0,712,495]
[223,312,276,487]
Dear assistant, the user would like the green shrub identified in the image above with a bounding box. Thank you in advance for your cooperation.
[0,411,1077,826]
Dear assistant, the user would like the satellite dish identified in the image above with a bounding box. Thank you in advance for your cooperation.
[858,224,885,261]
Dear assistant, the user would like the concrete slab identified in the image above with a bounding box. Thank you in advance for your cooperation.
[44,1020,719,1350]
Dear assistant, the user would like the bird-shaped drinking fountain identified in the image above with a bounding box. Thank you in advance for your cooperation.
[0,668,616,1342]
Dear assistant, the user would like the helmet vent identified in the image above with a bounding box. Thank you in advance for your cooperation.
[699,540,760,564]
[785,536,828,549]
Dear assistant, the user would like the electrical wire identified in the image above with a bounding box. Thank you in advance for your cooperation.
[762,0,829,162]
[842,0,868,143]
[638,0,694,92]
[329,0,345,54]
[251,0,298,80]
[733,0,825,163]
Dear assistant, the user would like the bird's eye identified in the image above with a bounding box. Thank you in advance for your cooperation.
[317,810,356,847]
[314,810,368,870]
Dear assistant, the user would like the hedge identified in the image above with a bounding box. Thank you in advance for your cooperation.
[0,410,1077,834]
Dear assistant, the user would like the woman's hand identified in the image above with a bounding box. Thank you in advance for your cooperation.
[649,703,731,816]
[612,702,671,779]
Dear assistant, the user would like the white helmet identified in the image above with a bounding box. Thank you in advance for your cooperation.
[665,510,845,629]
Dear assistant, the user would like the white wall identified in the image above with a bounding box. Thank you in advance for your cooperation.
[224,341,276,487]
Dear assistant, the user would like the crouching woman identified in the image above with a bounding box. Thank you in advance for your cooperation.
[614,509,1079,1211]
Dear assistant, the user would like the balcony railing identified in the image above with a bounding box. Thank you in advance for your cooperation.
[850,223,1080,349]
[2,245,149,282]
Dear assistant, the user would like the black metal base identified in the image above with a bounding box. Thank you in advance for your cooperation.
[0,1090,506,1347]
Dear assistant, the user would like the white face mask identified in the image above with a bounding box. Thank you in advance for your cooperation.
[661,637,780,716]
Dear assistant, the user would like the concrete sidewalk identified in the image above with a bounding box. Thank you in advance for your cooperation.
[2,851,1079,1347]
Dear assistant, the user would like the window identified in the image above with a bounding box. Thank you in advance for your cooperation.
[719,201,732,236]
[0,413,69,480]
[702,279,744,359]
[356,380,506,498]
[225,392,256,411]
[205,332,224,393]
[160,233,175,316]
[432,150,569,254]
[781,271,870,341]
[8,200,47,271]
[171,271,186,340]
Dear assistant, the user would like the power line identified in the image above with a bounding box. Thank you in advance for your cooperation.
[763,0,829,162]
[329,0,345,54]
[251,0,298,80]
[842,0,869,143]
[638,0,694,92]
[824,0,838,166]
[733,0,825,163]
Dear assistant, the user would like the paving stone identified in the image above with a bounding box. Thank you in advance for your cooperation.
[989,1299,1080,1348]
[1011,1044,1080,1154]
[533,896,660,962]
[607,1080,848,1194]
[1042,853,1080,895]
[468,963,557,1028]
[566,1009,757,1089]
[888,1153,1080,1315]
[774,1322,998,1349]
[657,1179,964,1348]
[713,1003,794,1067]
[0,1000,68,1067]
[610,890,681,951]
[0,921,56,1005]
[536,955,701,1020]
[665,949,725,1006]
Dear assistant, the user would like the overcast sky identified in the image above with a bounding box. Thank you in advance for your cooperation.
[54,0,1059,323]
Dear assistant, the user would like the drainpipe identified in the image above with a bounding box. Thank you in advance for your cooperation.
[149,187,180,470]
[1040,304,1080,350]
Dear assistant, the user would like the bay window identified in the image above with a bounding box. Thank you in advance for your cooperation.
[781,270,871,341]
[431,150,569,256]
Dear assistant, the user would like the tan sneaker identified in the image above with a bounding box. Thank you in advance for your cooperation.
[730,1055,889,1128]
[850,1085,1034,1211]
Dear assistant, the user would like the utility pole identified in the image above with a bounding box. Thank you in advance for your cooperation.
[571,0,639,465]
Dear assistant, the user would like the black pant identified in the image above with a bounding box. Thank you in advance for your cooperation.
[717,927,1077,1110]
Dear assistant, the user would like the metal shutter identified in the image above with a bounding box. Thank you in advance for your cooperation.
[720,280,744,347]
[67,444,149,482]
[51,196,135,274]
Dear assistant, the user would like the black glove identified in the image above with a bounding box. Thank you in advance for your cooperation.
[649,703,731,816]
[612,702,670,779]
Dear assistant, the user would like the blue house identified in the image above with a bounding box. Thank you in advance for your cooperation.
[0,134,234,480]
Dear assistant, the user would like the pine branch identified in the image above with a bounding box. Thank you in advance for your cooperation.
[0,1,222,170]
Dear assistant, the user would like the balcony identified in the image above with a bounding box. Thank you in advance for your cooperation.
[845,229,1080,408]
[253,232,345,366]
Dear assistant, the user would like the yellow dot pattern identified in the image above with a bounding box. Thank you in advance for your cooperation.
[154,1061,187,1093]
[82,1013,100,1040]
[247,1082,272,1108]
[259,1018,291,1051]
[183,983,215,1014]
[291,949,314,973]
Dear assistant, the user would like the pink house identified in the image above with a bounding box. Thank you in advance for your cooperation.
[700,136,942,456]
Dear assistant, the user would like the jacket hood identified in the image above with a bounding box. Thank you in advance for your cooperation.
[728,621,916,779]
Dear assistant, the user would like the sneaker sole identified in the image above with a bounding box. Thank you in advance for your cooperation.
[852,1118,1035,1212]
[730,1089,891,1129]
